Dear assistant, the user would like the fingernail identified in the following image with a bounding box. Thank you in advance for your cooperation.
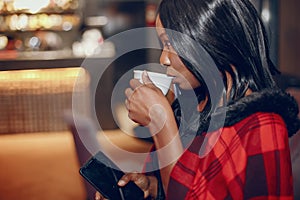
[95,195,100,200]
[118,180,126,186]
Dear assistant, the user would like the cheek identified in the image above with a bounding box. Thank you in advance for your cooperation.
[185,74,201,88]
[176,72,200,90]
[190,77,201,88]
[169,56,201,88]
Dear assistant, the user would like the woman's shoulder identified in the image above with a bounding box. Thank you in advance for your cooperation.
[226,112,290,153]
[186,112,287,157]
[223,88,300,137]
[235,111,286,131]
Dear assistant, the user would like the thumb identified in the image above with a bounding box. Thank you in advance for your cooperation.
[142,71,153,85]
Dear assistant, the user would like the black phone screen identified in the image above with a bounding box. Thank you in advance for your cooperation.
[79,151,144,200]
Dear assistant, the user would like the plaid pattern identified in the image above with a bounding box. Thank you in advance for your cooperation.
[166,112,294,200]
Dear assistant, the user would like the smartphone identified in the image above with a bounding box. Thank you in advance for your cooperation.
[79,151,144,200]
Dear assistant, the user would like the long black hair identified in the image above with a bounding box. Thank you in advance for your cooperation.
[158,0,279,104]
[157,0,281,137]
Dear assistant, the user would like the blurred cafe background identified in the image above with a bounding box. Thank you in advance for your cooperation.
[0,0,299,200]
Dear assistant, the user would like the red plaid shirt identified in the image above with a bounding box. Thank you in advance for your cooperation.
[166,112,293,199]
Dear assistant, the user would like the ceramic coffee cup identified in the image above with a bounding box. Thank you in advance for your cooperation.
[133,70,173,95]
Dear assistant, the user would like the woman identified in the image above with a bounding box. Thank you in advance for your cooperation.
[96,0,299,199]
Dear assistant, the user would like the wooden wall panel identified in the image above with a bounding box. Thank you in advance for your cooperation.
[279,0,300,77]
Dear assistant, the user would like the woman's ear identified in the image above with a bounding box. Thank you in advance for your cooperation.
[197,95,208,112]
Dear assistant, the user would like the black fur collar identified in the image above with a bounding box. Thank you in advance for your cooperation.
[210,88,300,137]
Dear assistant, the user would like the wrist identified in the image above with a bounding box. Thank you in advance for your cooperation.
[146,103,174,136]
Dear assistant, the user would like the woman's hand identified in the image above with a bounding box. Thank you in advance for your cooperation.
[125,71,173,134]
[118,173,158,199]
[125,71,183,193]
[94,173,158,200]
[94,191,107,200]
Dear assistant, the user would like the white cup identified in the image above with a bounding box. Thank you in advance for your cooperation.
[133,70,173,95]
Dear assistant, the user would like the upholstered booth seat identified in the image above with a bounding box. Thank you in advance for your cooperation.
[0,130,151,200]
[0,67,90,134]
[0,68,152,200]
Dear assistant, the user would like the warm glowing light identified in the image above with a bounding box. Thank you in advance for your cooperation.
[28,15,39,29]
[29,37,40,49]
[86,16,108,26]
[0,68,85,81]
[62,21,72,31]
[17,14,28,30]
[262,8,270,22]
[13,0,50,13]
[0,35,8,50]
[21,71,40,79]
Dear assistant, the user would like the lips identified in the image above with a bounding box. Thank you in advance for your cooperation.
[166,71,176,77]
[171,77,181,84]
[166,72,178,83]
[166,68,180,83]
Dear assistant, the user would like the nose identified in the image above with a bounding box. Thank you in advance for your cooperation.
[160,49,171,67]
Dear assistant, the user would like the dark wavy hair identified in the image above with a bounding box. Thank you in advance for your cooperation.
[158,0,279,105]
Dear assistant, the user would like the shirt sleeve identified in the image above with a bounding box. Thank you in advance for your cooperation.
[241,114,294,199]
[143,145,166,200]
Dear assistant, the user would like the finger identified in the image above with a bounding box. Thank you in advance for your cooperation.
[118,173,151,199]
[134,174,150,190]
[125,88,133,98]
[124,99,129,110]
[95,192,101,200]
[142,71,153,85]
[118,173,149,190]
[118,172,142,186]
[118,174,131,186]
[130,78,143,89]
